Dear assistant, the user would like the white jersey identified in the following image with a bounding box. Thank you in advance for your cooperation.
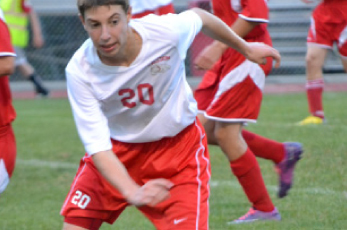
[66,11,202,155]
[130,0,173,14]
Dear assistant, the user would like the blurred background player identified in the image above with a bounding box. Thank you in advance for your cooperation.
[298,0,347,125]
[0,0,49,97]
[0,8,17,195]
[194,0,303,223]
[129,0,174,18]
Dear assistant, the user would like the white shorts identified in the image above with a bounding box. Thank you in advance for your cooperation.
[14,47,28,66]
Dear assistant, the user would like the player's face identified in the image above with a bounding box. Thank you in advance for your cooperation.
[80,5,131,61]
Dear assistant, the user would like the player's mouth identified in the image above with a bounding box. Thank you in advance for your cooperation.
[100,43,117,53]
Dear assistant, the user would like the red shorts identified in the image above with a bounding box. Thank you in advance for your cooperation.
[0,124,16,193]
[132,3,175,19]
[307,2,347,57]
[61,120,210,230]
[194,49,267,123]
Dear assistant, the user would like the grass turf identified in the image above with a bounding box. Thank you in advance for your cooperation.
[0,92,346,229]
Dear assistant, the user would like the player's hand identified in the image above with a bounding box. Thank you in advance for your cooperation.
[244,42,281,69]
[126,178,174,207]
[194,41,227,70]
[33,34,44,48]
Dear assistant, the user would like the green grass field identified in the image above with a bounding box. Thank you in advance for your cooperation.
[0,92,346,230]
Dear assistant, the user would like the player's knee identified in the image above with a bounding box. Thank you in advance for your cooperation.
[63,217,103,230]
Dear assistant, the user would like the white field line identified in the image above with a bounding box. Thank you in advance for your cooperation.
[210,180,346,197]
[248,121,347,129]
[16,158,346,198]
[16,159,77,169]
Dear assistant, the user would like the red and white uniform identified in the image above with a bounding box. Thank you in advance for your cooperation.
[61,11,210,229]
[0,9,17,194]
[194,0,272,123]
[130,0,174,18]
[307,0,347,58]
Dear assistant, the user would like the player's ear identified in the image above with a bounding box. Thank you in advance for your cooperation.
[78,13,86,30]
[127,6,132,23]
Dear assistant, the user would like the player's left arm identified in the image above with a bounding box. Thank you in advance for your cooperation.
[194,17,260,70]
[190,8,280,68]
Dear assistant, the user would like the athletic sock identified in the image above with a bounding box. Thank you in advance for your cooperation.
[306,79,324,119]
[230,148,275,212]
[242,130,285,164]
[28,73,49,95]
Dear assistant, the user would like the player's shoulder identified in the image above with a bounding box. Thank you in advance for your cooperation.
[130,11,199,39]
[130,14,179,42]
[66,39,93,73]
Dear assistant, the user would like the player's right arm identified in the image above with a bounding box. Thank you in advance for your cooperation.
[27,8,44,48]
[92,150,173,207]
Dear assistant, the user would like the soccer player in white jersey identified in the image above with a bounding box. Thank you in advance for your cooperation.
[60,0,281,229]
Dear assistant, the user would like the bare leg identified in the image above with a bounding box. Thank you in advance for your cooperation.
[62,222,88,230]
[298,45,328,124]
[340,56,347,72]
[17,63,50,96]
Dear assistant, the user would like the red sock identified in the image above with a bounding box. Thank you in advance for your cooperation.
[306,79,324,118]
[230,148,275,212]
[242,130,285,164]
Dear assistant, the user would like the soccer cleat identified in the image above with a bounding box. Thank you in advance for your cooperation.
[228,207,281,224]
[297,115,324,126]
[276,142,303,198]
[35,85,50,97]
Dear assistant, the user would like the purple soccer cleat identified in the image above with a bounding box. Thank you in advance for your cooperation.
[229,207,281,224]
[276,142,303,198]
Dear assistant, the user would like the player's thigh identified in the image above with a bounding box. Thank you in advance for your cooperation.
[306,45,328,66]
[338,38,347,72]
[341,56,347,72]
[62,222,88,230]
[305,45,329,79]
[141,169,210,230]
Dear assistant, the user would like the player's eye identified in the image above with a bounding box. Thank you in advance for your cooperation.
[112,20,119,25]
[90,23,100,28]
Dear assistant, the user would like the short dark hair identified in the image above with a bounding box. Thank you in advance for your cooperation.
[77,0,130,18]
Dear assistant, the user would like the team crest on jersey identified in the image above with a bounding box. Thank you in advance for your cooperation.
[150,56,171,75]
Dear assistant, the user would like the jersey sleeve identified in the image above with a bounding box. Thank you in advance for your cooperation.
[22,0,32,13]
[66,61,112,156]
[162,10,203,59]
[175,10,203,59]
[0,19,15,56]
[239,0,269,23]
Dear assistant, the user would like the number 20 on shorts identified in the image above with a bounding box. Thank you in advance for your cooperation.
[71,190,91,209]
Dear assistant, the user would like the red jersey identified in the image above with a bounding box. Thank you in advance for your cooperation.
[0,17,16,127]
[212,0,270,39]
